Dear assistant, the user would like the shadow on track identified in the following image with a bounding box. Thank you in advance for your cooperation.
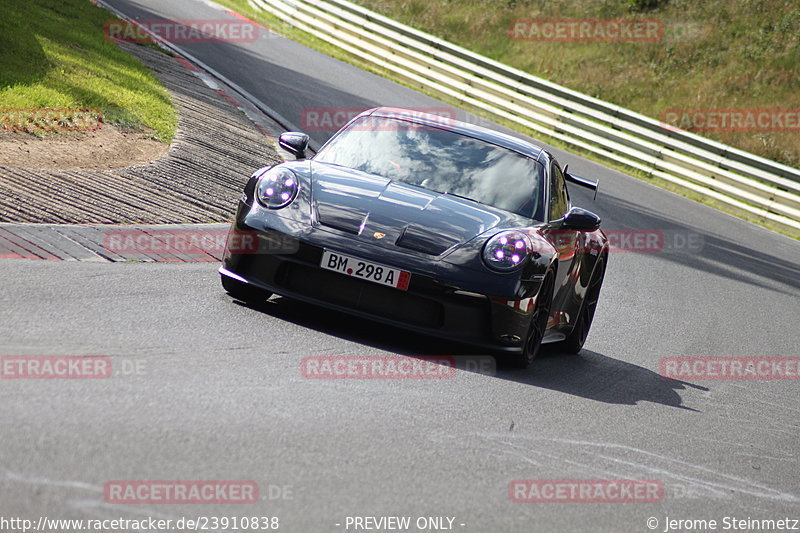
[500,348,706,411]
[232,295,706,411]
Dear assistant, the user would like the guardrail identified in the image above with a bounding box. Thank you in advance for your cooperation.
[251,0,800,234]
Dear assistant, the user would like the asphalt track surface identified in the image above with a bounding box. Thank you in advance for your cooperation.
[1,0,799,531]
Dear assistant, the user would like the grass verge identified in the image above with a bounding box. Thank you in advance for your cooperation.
[0,0,176,142]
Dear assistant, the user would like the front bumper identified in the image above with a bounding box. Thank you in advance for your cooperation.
[220,217,547,353]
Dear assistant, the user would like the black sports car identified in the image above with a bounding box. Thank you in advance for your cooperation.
[220,107,609,367]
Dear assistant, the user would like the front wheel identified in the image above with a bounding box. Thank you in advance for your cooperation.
[509,273,554,369]
[557,257,606,354]
[221,275,272,304]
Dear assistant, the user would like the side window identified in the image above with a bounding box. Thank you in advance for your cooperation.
[549,163,569,221]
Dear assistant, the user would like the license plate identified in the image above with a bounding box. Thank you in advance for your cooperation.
[321,250,411,291]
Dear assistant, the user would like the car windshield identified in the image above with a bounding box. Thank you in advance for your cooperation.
[314,116,544,220]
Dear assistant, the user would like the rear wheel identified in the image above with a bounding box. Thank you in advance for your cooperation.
[221,275,272,304]
[558,257,606,354]
[509,273,554,369]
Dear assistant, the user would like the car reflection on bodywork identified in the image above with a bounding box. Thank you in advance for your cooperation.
[220,107,608,368]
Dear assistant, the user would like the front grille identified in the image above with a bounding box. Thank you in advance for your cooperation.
[279,263,443,328]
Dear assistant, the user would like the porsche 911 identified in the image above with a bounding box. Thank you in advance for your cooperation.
[220,107,608,367]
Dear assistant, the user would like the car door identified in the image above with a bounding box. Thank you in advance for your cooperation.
[544,160,579,323]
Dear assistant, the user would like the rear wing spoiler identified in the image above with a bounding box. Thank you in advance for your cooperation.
[564,165,599,200]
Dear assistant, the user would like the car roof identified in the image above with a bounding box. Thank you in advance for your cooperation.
[357,107,550,164]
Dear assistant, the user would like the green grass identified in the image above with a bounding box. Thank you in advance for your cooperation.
[0,0,176,142]
[351,0,799,170]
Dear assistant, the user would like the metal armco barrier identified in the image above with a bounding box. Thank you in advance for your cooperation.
[251,0,800,234]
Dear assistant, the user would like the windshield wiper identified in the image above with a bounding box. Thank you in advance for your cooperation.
[443,191,476,202]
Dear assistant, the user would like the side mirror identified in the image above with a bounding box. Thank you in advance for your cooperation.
[561,207,601,231]
[279,132,310,159]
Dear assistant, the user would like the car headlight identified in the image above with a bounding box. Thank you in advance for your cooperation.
[255,167,299,209]
[482,230,531,271]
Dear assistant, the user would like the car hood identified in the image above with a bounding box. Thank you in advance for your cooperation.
[309,161,531,256]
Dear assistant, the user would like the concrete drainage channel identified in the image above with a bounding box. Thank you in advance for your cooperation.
[0,7,303,262]
[0,223,234,262]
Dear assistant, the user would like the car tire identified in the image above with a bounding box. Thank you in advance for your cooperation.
[558,256,606,355]
[221,274,273,304]
[509,272,555,369]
